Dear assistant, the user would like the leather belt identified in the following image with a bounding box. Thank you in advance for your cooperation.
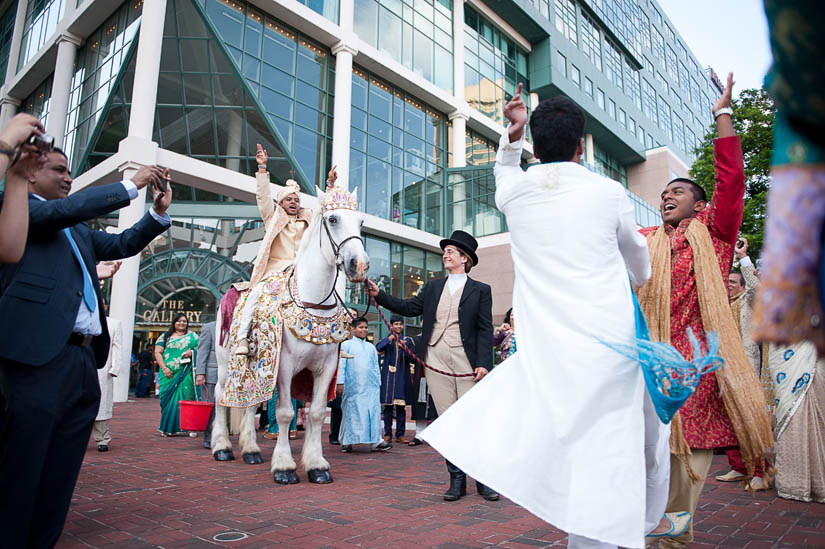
[67,333,94,347]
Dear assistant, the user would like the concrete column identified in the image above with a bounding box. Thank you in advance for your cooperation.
[110,0,168,403]
[449,110,468,168]
[127,0,166,139]
[338,0,354,32]
[452,0,464,100]
[225,111,242,172]
[5,0,27,82]
[330,42,357,190]
[585,133,594,166]
[46,32,82,146]
[0,96,20,126]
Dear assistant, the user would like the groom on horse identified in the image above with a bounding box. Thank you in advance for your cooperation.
[235,145,336,356]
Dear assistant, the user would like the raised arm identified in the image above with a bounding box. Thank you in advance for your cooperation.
[494,83,527,184]
[706,73,745,244]
[28,183,131,234]
[0,114,45,263]
[617,186,651,287]
[255,144,276,223]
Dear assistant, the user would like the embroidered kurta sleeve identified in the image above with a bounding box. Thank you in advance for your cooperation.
[740,255,760,304]
[706,136,745,245]
[616,186,651,286]
[256,171,276,224]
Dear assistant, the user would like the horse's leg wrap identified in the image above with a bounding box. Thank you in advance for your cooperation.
[239,406,262,463]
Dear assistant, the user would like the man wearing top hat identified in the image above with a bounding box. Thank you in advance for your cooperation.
[366,230,497,502]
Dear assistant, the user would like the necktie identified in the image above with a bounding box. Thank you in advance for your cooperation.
[63,228,97,313]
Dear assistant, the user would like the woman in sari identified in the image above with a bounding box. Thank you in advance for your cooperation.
[155,313,199,436]
[769,342,825,503]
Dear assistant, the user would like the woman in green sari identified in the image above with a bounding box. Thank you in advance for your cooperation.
[154,313,199,436]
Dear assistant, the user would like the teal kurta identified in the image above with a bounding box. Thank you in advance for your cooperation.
[338,337,382,445]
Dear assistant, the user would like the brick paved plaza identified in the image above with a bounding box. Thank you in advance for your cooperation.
[58,398,824,548]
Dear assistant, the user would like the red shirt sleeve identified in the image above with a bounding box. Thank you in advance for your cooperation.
[705,136,745,245]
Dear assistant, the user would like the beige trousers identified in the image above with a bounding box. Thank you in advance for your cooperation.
[92,420,111,446]
[425,339,475,415]
[657,449,714,548]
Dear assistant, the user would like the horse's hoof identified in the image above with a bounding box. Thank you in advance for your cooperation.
[213,449,235,461]
[307,468,333,484]
[273,470,300,484]
[242,452,264,465]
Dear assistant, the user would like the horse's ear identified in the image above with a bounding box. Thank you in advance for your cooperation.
[315,185,324,199]
[350,187,358,203]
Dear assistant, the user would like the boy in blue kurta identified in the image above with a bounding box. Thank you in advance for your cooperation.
[338,317,392,452]
[376,315,415,443]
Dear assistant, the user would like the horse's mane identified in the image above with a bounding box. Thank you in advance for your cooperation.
[294,205,322,265]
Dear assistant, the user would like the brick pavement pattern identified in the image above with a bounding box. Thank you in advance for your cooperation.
[57,398,823,548]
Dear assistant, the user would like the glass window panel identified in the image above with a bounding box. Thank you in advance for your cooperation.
[378,7,402,62]
[263,26,296,73]
[186,107,217,155]
[204,0,243,48]
[366,158,390,218]
[297,44,325,88]
[293,126,322,187]
[261,64,294,96]
[261,87,293,119]
[412,30,433,82]
[353,0,378,45]
[183,73,212,106]
[180,39,210,72]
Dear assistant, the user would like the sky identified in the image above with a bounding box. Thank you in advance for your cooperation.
[656,0,772,97]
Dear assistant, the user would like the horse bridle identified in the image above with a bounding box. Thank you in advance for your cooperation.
[287,213,366,322]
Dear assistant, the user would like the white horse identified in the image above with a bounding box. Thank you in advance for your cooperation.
[212,186,368,484]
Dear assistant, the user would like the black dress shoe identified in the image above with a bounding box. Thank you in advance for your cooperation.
[341,445,353,453]
[97,444,109,452]
[329,439,340,445]
[476,481,499,501]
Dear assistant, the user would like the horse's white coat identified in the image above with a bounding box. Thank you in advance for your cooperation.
[212,188,368,479]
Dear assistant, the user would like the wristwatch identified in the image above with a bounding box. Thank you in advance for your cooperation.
[0,139,16,156]
[713,107,733,119]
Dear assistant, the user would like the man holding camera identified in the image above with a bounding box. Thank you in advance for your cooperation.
[0,141,172,548]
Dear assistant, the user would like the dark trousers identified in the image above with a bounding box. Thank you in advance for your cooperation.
[0,344,100,549]
[327,396,342,442]
[382,404,406,438]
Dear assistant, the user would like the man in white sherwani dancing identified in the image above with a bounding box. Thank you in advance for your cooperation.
[421,86,683,548]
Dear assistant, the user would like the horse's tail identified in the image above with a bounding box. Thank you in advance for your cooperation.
[219,287,242,346]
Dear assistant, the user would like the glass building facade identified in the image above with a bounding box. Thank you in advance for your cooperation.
[349,66,447,234]
[18,0,65,70]
[0,2,17,86]
[354,0,453,92]
[464,5,530,126]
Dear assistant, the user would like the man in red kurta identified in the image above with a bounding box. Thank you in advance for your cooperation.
[640,73,745,548]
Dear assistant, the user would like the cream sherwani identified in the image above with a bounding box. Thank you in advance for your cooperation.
[422,133,663,548]
[93,317,123,446]
[239,172,311,340]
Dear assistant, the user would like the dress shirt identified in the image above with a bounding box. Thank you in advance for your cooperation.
[33,180,171,335]
[446,273,467,296]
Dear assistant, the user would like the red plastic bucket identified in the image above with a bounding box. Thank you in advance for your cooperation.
[179,400,214,431]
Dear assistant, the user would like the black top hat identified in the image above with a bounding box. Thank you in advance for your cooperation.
[439,230,479,267]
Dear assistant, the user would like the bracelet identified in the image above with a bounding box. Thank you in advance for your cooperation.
[0,139,16,156]
[713,107,733,119]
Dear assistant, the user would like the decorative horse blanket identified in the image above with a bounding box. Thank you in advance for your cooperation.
[219,270,350,408]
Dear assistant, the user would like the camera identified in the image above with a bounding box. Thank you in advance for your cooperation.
[28,133,55,152]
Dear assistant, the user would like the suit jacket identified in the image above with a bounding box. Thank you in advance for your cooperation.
[375,277,493,370]
[196,321,218,384]
[0,183,168,368]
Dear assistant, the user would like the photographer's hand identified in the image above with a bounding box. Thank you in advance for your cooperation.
[0,113,44,150]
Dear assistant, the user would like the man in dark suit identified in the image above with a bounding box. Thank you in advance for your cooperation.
[0,147,171,549]
[366,230,497,502]
[196,321,218,449]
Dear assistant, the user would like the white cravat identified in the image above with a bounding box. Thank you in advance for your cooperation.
[447,273,467,296]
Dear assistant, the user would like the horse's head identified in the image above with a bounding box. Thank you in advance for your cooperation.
[316,185,370,282]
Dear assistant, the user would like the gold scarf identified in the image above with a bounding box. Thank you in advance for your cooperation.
[637,223,775,484]
[729,289,745,337]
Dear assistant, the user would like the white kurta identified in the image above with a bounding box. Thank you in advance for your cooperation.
[422,133,658,548]
[96,317,123,421]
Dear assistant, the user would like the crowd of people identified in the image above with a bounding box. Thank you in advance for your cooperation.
[1,4,823,545]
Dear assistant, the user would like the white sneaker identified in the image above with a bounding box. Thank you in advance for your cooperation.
[236,339,249,356]
[715,470,746,482]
